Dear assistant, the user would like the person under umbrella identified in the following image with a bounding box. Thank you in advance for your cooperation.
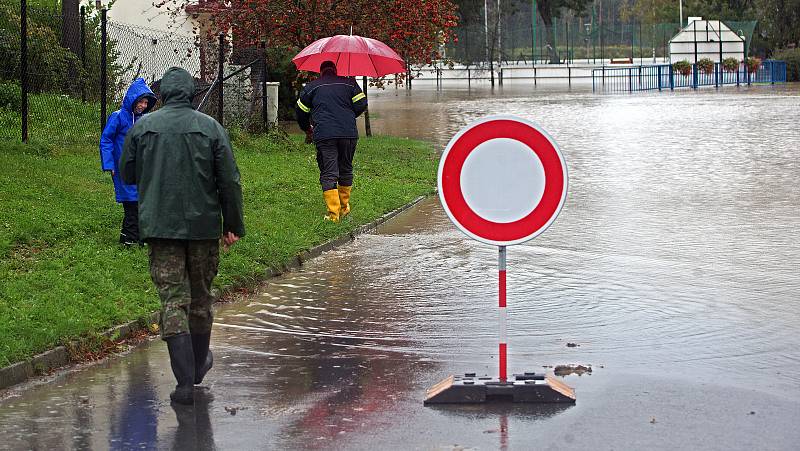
[296,60,367,222]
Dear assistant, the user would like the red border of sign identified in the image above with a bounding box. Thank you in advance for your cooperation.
[438,115,568,246]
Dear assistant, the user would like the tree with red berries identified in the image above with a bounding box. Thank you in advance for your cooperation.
[164,0,458,70]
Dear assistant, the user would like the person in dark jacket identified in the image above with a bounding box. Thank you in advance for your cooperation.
[120,67,245,405]
[99,78,156,245]
[296,61,367,222]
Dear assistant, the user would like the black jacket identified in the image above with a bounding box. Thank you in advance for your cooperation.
[296,72,367,142]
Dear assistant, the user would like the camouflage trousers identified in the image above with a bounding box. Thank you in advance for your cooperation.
[148,239,220,339]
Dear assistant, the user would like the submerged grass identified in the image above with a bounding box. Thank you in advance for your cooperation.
[0,132,437,367]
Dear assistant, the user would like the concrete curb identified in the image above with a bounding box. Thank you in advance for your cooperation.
[0,195,427,391]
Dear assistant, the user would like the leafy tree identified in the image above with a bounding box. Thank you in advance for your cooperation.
[675,0,798,55]
[752,0,800,51]
[535,0,593,62]
[619,0,677,24]
[161,0,458,71]
[61,0,79,55]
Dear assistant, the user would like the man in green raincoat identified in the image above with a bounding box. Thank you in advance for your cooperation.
[120,67,245,405]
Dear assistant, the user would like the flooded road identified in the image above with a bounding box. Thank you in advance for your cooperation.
[2,84,799,450]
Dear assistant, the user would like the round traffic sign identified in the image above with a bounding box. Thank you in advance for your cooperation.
[437,115,568,246]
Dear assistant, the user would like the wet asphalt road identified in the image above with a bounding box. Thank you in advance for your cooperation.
[2,83,799,450]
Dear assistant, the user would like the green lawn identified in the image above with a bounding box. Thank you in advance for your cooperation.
[0,131,437,367]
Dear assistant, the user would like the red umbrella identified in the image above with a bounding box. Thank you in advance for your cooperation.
[292,35,406,77]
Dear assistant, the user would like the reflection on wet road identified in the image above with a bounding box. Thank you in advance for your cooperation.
[1,84,799,450]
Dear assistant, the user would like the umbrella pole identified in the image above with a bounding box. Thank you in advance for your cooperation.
[362,76,371,137]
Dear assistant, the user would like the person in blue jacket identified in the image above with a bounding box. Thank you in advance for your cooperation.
[100,78,157,245]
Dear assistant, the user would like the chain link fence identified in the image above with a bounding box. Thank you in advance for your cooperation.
[2,4,271,145]
[446,8,755,66]
[1,4,103,143]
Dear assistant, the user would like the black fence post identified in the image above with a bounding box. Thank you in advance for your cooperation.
[630,24,634,61]
[362,76,371,137]
[217,33,224,126]
[628,68,633,91]
[100,8,107,130]
[736,62,740,86]
[744,39,750,85]
[260,40,267,130]
[21,0,28,143]
[639,22,642,62]
[80,5,86,103]
[770,60,775,85]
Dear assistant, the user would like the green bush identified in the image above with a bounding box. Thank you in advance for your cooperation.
[0,3,122,102]
[0,4,80,93]
[772,48,800,82]
[0,81,21,111]
[265,46,304,121]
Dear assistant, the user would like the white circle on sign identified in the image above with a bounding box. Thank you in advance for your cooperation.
[460,138,546,224]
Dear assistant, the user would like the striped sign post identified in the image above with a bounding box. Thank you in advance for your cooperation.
[426,115,574,404]
[499,245,507,381]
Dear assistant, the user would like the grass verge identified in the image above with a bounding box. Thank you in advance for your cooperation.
[0,131,437,367]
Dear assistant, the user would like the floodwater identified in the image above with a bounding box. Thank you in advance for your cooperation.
[1,82,799,450]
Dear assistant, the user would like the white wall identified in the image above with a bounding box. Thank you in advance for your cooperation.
[101,0,194,38]
[670,20,745,63]
[95,0,202,94]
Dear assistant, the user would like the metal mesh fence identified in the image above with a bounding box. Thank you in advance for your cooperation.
[0,3,22,141]
[106,20,266,132]
[108,21,202,101]
[446,9,755,66]
[0,5,102,142]
[2,5,269,144]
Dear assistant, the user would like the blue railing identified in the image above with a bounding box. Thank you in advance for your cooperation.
[593,60,787,92]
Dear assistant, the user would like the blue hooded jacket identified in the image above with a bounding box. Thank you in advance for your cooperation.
[99,78,156,202]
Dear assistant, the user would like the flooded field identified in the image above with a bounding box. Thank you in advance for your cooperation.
[1,83,799,450]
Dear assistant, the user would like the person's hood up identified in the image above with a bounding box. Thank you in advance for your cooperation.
[159,67,195,106]
[121,77,156,114]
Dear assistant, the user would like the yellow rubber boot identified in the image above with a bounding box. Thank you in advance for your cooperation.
[323,189,340,222]
[338,185,352,218]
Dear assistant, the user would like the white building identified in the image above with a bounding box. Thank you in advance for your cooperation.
[94,0,210,87]
[669,18,745,64]
[94,1,278,124]
[100,0,196,38]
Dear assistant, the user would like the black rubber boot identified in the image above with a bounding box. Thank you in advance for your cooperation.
[191,333,213,384]
[166,334,195,405]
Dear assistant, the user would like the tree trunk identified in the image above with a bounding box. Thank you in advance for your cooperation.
[62,0,80,95]
[61,0,80,56]
[536,0,560,63]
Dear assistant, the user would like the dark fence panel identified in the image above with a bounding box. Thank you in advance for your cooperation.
[446,9,756,67]
[3,4,270,145]
[0,6,103,144]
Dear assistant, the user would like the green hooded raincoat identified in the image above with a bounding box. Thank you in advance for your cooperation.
[120,67,245,240]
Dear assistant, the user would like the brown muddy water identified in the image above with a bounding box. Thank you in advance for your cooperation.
[1,83,799,450]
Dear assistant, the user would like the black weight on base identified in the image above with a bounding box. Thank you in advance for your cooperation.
[424,372,576,405]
